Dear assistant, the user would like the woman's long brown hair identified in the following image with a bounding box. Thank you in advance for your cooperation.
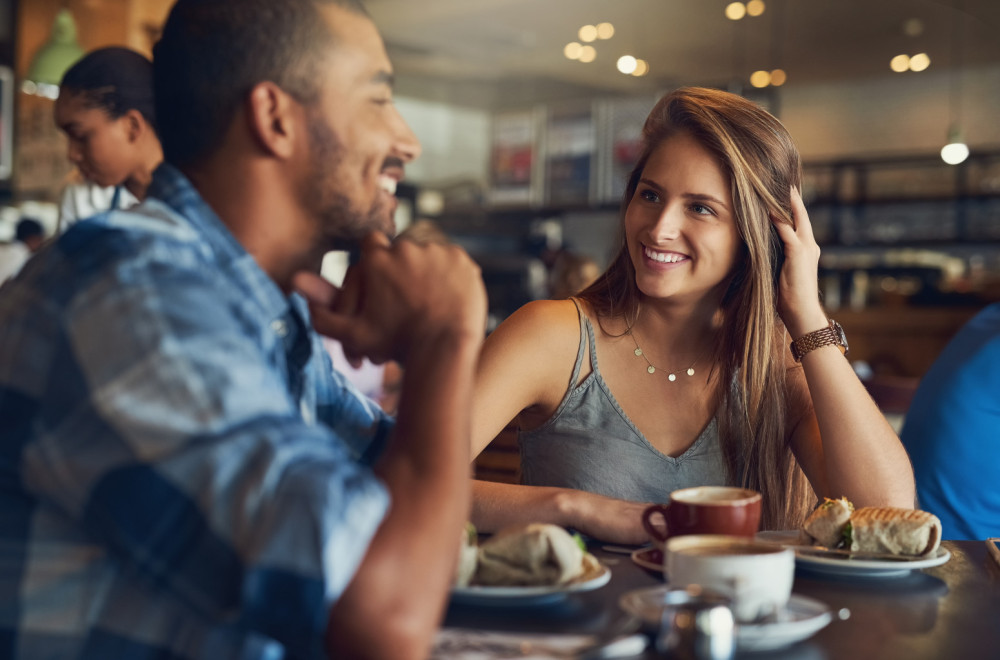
[578,87,814,529]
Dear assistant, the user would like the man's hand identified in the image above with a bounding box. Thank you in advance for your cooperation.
[313,233,486,659]
[294,232,487,366]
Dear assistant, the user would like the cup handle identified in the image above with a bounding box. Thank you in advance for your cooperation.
[641,504,670,545]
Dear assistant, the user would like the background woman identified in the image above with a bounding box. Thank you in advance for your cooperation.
[54,46,162,231]
[471,87,914,544]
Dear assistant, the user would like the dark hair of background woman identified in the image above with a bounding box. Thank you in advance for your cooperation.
[59,46,157,133]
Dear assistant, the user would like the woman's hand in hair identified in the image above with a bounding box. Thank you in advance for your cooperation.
[771,188,829,339]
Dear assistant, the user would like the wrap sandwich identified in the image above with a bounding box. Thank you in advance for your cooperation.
[848,507,942,557]
[801,499,942,557]
[455,522,478,587]
[472,523,596,587]
[801,497,854,547]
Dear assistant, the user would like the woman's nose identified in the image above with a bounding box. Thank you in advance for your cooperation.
[651,204,684,240]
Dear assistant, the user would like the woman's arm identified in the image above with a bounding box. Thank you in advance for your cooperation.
[471,299,581,456]
[472,480,654,545]
[470,299,654,544]
[776,190,915,508]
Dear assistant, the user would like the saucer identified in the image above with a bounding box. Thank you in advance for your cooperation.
[619,586,832,652]
[630,547,664,574]
[736,594,833,651]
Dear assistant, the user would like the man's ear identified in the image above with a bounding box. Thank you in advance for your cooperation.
[245,81,300,159]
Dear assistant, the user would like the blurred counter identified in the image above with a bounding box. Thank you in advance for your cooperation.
[838,306,983,378]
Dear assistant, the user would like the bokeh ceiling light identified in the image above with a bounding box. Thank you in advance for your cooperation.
[632,59,649,77]
[909,52,931,71]
[596,22,615,39]
[564,42,583,60]
[903,17,924,37]
[725,2,747,21]
[578,45,597,63]
[617,55,638,75]
[770,68,787,86]
[746,0,766,17]
[578,24,598,42]
[890,54,910,72]
[750,70,771,88]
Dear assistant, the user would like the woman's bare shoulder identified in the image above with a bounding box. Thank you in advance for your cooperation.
[474,299,588,439]
[491,298,584,343]
[480,299,587,386]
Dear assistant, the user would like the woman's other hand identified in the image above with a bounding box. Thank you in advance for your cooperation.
[771,187,829,338]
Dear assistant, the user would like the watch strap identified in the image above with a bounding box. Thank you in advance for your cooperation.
[790,319,847,362]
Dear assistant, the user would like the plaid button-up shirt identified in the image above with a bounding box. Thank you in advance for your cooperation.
[0,164,393,659]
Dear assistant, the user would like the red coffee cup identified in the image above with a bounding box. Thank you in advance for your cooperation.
[642,486,762,548]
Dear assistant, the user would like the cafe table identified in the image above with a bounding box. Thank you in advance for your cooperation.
[441,540,1000,659]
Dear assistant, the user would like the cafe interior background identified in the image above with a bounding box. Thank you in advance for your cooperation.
[2,0,999,479]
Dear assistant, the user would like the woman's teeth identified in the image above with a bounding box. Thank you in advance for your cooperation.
[378,175,398,195]
[645,247,686,263]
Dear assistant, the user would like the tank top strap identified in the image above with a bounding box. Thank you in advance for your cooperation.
[566,297,594,387]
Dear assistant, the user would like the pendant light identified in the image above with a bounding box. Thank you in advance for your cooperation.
[940,4,968,165]
[26,9,85,87]
[941,125,969,166]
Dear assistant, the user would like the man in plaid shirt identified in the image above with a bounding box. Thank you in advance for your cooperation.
[0,1,485,658]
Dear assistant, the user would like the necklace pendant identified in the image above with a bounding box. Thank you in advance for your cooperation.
[687,368,695,376]
[668,373,677,382]
[634,348,643,357]
[647,365,656,374]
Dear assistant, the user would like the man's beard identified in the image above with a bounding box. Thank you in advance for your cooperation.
[302,110,394,252]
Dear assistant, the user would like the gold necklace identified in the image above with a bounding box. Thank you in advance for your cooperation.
[628,328,698,382]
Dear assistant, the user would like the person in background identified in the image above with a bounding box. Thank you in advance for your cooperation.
[471,87,915,544]
[54,46,162,231]
[0,218,45,282]
[548,249,601,300]
[0,2,485,660]
[901,302,1000,541]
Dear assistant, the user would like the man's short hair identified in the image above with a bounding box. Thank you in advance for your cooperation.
[153,0,368,169]
[15,218,44,243]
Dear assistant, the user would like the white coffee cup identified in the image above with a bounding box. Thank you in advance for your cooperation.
[665,534,794,623]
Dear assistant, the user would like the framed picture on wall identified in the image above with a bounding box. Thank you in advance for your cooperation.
[0,65,12,180]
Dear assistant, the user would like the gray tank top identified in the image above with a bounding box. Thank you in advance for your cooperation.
[518,301,732,502]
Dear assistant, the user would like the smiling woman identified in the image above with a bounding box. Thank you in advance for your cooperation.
[469,87,916,545]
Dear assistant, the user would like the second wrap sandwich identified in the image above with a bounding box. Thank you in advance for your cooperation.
[801,499,942,557]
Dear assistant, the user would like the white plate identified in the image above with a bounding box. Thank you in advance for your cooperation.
[756,531,952,578]
[450,564,611,606]
[619,586,832,652]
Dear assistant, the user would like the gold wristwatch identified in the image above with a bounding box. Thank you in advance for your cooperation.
[790,319,848,362]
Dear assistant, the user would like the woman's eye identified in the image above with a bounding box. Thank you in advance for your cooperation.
[638,189,659,203]
[691,203,714,216]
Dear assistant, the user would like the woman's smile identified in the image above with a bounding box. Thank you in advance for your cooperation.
[642,245,691,268]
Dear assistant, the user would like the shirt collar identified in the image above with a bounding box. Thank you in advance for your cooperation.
[147,162,303,326]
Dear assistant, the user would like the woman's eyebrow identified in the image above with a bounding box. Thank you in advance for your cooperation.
[682,192,729,211]
[639,178,730,211]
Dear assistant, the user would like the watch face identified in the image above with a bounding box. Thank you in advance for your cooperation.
[832,320,849,353]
